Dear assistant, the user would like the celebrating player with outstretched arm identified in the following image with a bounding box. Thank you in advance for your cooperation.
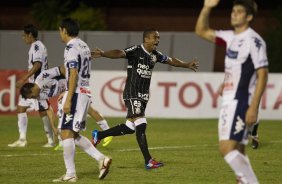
[91,28,199,170]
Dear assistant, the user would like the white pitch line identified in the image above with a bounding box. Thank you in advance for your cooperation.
[1,140,282,158]
[117,144,212,152]
[0,144,213,158]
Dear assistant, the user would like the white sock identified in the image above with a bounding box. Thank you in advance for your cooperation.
[224,150,259,184]
[41,116,54,144]
[18,113,27,140]
[74,135,104,161]
[97,120,110,130]
[62,138,76,175]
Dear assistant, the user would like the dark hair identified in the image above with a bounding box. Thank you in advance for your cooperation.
[233,0,258,16]
[23,24,38,38]
[59,18,79,37]
[20,83,35,99]
[143,28,158,41]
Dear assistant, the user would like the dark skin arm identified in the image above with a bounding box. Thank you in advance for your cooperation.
[166,57,199,72]
[91,48,125,59]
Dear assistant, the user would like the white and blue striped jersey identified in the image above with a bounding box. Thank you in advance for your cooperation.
[28,40,48,83]
[215,28,268,104]
[35,67,66,100]
[63,38,91,96]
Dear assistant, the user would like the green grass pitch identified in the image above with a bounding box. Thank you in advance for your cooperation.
[0,115,281,184]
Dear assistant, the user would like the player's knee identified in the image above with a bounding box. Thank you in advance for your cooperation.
[219,141,238,157]
[17,106,27,113]
[134,118,147,127]
[122,121,135,134]
[135,119,147,136]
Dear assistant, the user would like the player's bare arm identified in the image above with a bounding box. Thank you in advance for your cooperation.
[167,57,199,72]
[46,107,58,136]
[245,67,268,125]
[63,68,78,114]
[59,65,66,77]
[91,47,126,59]
[16,61,42,88]
[195,0,219,43]
[218,82,224,96]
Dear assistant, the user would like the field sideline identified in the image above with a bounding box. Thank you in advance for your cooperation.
[0,115,281,184]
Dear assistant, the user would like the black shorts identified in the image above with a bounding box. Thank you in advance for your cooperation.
[124,99,147,119]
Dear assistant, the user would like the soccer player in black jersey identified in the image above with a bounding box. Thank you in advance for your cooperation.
[91,28,199,169]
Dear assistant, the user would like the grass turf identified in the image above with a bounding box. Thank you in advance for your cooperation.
[0,115,281,183]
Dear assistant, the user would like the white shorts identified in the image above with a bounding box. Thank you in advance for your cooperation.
[58,92,91,132]
[18,96,49,111]
[218,100,249,145]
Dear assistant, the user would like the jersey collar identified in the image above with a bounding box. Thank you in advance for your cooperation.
[141,44,151,55]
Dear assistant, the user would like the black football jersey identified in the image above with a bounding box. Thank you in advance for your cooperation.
[122,44,169,101]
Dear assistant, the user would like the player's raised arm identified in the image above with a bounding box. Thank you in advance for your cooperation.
[195,0,219,43]
[91,47,126,59]
[166,57,199,72]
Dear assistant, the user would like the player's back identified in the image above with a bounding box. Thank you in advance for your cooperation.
[35,67,66,99]
[64,38,91,95]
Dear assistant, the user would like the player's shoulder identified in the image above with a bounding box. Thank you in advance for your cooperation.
[247,28,266,47]
[32,40,46,51]
[124,45,139,52]
[153,50,164,56]
[67,38,89,51]
[215,30,234,38]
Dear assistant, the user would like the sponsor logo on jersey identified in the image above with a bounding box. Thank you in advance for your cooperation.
[137,63,151,78]
[138,92,149,101]
[226,49,238,59]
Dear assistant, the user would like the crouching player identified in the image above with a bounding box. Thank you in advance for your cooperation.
[20,65,113,149]
[20,66,112,181]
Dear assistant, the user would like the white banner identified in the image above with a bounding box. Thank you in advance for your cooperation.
[89,71,282,120]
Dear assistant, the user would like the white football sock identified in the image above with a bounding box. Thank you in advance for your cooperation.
[41,116,54,144]
[74,135,104,161]
[224,150,259,184]
[18,113,27,140]
[62,138,76,175]
[96,120,110,130]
